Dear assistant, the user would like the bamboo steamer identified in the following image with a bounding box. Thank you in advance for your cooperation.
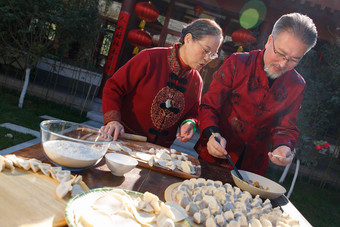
[0,168,88,227]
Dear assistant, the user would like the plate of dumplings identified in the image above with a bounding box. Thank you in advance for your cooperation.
[65,187,190,227]
[165,178,300,227]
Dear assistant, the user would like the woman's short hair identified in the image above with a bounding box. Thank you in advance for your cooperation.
[179,18,223,43]
[272,13,318,51]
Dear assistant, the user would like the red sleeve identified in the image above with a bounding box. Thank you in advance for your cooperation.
[181,75,203,127]
[198,55,236,131]
[271,85,306,151]
[102,50,150,125]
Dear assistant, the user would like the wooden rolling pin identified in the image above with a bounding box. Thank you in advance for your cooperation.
[119,133,147,142]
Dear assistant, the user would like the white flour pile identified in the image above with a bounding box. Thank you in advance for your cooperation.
[43,140,103,168]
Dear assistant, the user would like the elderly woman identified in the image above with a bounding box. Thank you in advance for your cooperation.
[101,18,223,147]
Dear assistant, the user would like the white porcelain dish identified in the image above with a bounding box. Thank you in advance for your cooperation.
[105,153,138,176]
[231,169,286,199]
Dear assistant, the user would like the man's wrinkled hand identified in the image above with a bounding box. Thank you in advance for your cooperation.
[207,133,228,159]
[268,145,294,166]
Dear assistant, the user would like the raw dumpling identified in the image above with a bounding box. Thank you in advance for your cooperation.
[17,158,31,170]
[185,202,199,216]
[55,170,71,182]
[223,210,234,222]
[215,214,226,226]
[0,156,5,172]
[193,211,205,224]
[38,163,51,176]
[1,156,15,171]
[205,216,217,227]
[56,179,73,199]
[29,158,42,172]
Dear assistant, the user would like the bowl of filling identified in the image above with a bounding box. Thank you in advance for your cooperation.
[40,120,113,171]
[231,170,286,199]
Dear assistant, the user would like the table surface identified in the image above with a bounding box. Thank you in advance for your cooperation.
[9,143,312,226]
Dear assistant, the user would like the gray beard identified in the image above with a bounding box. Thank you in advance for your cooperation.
[264,63,283,79]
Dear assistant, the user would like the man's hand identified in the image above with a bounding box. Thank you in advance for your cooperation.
[176,122,194,142]
[100,121,124,141]
[207,133,228,159]
[268,145,294,166]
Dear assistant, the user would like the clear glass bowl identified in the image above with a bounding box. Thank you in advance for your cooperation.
[40,120,113,171]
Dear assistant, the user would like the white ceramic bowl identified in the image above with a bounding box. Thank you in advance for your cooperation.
[40,120,113,171]
[231,170,286,199]
[105,153,138,176]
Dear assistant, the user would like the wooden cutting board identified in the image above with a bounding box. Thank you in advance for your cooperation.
[108,139,201,179]
[0,167,88,227]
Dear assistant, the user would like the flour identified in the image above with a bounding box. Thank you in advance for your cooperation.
[43,140,103,168]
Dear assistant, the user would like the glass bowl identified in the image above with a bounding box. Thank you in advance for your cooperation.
[40,120,113,171]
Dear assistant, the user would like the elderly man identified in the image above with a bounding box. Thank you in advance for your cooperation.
[195,13,318,175]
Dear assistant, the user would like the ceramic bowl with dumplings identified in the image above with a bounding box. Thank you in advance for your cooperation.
[231,170,286,199]
[105,153,138,176]
[40,120,113,171]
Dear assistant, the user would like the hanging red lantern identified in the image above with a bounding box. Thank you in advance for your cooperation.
[194,5,204,17]
[135,1,159,29]
[231,28,256,51]
[127,29,152,54]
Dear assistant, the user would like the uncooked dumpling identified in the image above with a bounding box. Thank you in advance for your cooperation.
[29,158,42,172]
[1,156,14,171]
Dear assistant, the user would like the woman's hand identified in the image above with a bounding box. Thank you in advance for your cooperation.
[100,121,124,141]
[176,122,194,142]
[268,145,294,166]
[207,133,228,159]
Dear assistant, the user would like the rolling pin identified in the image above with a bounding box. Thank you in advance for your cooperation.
[119,133,147,142]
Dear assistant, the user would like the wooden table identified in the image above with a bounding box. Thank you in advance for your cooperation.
[10,143,312,226]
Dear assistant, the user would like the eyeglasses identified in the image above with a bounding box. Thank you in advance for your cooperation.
[272,39,301,64]
[197,41,218,60]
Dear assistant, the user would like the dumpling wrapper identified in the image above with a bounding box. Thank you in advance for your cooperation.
[116,143,133,154]
[136,152,153,162]
[92,192,128,215]
[78,207,114,227]
[110,143,121,152]
[165,201,188,222]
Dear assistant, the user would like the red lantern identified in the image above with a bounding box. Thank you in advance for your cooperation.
[127,29,152,54]
[231,28,256,48]
[129,1,158,54]
[135,1,159,29]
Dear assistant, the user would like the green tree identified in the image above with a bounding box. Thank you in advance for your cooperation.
[295,40,340,166]
[0,0,102,108]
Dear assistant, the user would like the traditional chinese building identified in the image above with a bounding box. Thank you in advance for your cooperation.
[96,0,340,97]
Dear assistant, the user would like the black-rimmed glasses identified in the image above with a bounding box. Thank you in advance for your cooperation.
[272,39,300,64]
